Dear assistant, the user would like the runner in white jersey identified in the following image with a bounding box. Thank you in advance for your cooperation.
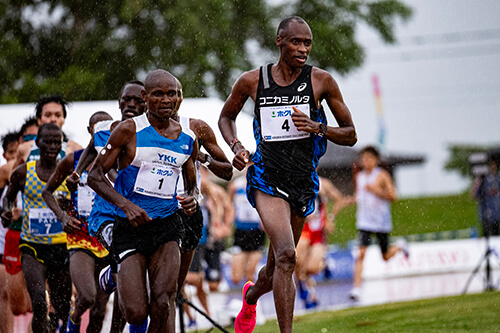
[349,146,408,302]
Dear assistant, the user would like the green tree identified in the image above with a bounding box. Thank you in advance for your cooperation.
[0,0,412,103]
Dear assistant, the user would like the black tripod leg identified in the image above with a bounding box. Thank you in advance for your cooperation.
[177,296,186,333]
[462,249,493,294]
[181,297,230,333]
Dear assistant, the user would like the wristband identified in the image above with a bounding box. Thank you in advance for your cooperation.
[203,154,212,166]
[74,171,81,178]
[230,138,241,152]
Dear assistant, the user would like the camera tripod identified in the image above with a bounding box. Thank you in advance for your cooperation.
[462,235,499,294]
[176,293,230,333]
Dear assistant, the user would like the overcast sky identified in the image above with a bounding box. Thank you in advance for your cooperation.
[330,0,500,196]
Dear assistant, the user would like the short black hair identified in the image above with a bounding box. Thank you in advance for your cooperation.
[2,132,20,151]
[35,95,69,119]
[37,123,62,140]
[89,111,113,128]
[119,80,145,99]
[277,16,307,36]
[360,145,381,159]
[19,116,38,136]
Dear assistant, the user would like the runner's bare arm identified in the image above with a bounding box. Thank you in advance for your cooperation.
[88,121,151,226]
[193,119,233,180]
[66,136,97,192]
[306,69,357,146]
[219,70,258,170]
[1,164,26,227]
[42,153,82,232]
[178,140,200,215]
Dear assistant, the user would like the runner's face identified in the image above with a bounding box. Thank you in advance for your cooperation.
[278,21,312,68]
[3,141,19,161]
[37,129,62,161]
[38,102,65,128]
[119,84,146,120]
[360,152,378,171]
[145,77,179,120]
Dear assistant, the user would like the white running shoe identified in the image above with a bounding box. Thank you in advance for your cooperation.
[349,287,361,301]
[396,238,410,259]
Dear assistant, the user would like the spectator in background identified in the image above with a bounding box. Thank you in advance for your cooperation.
[472,158,500,237]
[348,146,408,302]
[295,176,348,309]
[227,163,266,287]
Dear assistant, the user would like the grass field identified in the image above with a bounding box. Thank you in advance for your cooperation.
[330,192,479,246]
[227,292,500,333]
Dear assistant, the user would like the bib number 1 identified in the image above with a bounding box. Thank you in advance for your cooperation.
[134,162,180,199]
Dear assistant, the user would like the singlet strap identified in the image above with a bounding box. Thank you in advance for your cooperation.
[261,65,270,89]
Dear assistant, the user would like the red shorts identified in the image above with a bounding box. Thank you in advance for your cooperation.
[301,223,325,246]
[2,229,22,275]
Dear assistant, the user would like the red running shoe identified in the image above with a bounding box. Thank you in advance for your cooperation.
[234,281,257,333]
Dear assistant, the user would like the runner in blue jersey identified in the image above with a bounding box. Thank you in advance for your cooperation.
[67,80,147,247]
[88,69,199,333]
[219,16,357,333]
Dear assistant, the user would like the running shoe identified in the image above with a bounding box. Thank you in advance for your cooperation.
[305,299,318,309]
[66,310,80,333]
[349,287,361,302]
[129,318,148,333]
[188,319,197,328]
[234,281,257,333]
[396,238,410,259]
[304,284,318,309]
[298,280,309,300]
[99,265,117,294]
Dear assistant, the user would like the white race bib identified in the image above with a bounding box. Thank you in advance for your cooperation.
[29,208,63,236]
[260,104,310,142]
[134,161,180,199]
[77,184,94,217]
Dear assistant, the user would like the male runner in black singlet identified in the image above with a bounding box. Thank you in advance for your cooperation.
[219,16,357,333]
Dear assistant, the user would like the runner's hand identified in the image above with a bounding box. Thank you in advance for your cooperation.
[1,210,13,228]
[291,106,318,133]
[66,171,80,192]
[61,215,82,233]
[177,195,198,216]
[122,203,152,227]
[232,148,250,171]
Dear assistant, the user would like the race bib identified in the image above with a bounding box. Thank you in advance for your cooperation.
[134,161,180,199]
[77,184,94,217]
[29,208,63,236]
[260,104,310,142]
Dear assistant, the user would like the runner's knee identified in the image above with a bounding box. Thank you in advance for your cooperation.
[122,304,148,326]
[77,288,97,310]
[275,247,297,272]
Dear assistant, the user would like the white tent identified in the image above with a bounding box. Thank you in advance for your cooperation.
[0,98,256,167]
